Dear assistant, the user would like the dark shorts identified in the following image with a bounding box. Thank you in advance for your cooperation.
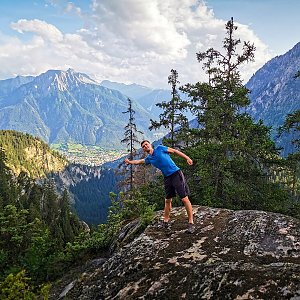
[164,170,190,199]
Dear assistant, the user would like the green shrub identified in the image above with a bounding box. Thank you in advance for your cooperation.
[0,270,36,300]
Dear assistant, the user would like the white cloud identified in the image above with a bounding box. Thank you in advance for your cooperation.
[0,19,107,79]
[64,2,82,16]
[0,0,272,88]
[11,19,64,43]
[89,0,190,58]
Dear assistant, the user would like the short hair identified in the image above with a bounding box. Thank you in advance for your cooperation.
[141,140,150,147]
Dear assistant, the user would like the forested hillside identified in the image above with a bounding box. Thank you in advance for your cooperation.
[0,146,83,296]
[70,168,119,224]
[0,130,67,178]
[0,130,119,225]
[0,141,153,299]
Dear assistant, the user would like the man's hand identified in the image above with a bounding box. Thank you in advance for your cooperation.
[168,147,193,166]
[187,158,193,165]
[125,158,131,164]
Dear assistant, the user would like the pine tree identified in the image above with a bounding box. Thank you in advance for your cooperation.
[58,189,75,243]
[278,110,300,199]
[279,109,300,151]
[41,181,62,244]
[180,18,288,210]
[121,98,144,191]
[150,69,189,147]
[0,148,19,208]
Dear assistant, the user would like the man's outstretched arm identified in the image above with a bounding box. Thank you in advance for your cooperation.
[125,158,145,165]
[167,148,193,165]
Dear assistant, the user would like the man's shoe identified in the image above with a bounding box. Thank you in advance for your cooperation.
[163,221,171,230]
[186,223,195,234]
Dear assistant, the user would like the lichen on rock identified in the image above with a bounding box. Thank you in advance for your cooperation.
[55,206,300,299]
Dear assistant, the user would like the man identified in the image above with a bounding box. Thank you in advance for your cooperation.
[125,140,195,233]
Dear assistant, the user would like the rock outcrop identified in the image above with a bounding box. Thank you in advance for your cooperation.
[54,206,300,299]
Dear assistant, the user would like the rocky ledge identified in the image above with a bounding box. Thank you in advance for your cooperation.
[55,206,300,299]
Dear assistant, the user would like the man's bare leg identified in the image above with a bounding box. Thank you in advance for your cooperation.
[164,198,172,222]
[182,196,194,224]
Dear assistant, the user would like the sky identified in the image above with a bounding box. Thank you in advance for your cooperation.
[0,0,299,88]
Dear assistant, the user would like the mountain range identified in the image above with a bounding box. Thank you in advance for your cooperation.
[100,80,172,118]
[246,42,300,155]
[0,42,299,225]
[101,79,192,121]
[0,69,153,148]
[99,43,300,156]
[0,42,299,153]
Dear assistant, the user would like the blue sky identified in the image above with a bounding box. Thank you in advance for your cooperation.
[205,0,300,56]
[0,0,299,88]
[0,0,86,35]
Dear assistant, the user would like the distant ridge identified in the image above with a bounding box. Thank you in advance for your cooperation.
[0,69,152,148]
[100,80,153,100]
[100,80,188,120]
[246,42,300,155]
[0,75,34,96]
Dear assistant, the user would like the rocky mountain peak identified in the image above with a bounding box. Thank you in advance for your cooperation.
[0,69,152,147]
[33,69,99,92]
[51,206,300,299]
[247,42,300,87]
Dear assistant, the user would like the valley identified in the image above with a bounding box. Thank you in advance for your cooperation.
[51,143,127,166]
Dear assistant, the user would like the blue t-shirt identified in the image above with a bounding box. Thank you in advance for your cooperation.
[144,145,180,177]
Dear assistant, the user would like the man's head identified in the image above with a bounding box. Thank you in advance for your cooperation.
[141,140,153,153]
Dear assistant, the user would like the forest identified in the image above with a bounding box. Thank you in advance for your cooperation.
[0,18,299,299]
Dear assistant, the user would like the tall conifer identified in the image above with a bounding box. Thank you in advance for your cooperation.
[150,69,189,147]
[180,18,287,210]
[121,98,144,191]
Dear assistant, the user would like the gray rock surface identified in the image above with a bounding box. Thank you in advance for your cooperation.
[57,206,300,299]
